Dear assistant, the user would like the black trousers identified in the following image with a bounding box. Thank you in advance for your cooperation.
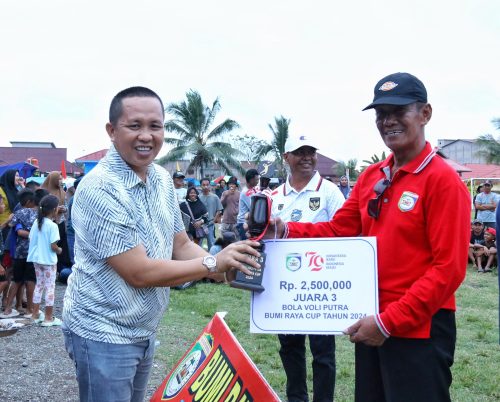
[278,334,336,402]
[56,222,72,273]
[355,309,456,402]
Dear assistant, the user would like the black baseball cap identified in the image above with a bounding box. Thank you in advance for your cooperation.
[362,72,427,111]
[172,171,185,179]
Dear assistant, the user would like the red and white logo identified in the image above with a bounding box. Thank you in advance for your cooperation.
[305,251,324,272]
[378,81,398,91]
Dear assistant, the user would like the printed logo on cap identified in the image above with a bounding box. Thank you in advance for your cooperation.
[379,81,398,91]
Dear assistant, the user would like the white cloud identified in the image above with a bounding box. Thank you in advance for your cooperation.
[0,0,498,165]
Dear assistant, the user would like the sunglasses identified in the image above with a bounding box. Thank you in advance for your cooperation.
[367,178,391,219]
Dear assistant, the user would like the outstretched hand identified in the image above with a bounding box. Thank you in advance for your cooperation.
[216,240,261,277]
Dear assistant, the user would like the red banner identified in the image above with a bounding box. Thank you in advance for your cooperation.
[150,313,281,402]
[60,160,67,179]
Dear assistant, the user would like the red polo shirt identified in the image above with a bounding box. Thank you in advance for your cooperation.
[286,142,470,338]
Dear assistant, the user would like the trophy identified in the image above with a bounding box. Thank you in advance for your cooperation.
[230,177,271,292]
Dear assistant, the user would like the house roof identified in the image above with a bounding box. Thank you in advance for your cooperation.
[10,141,56,148]
[75,149,108,161]
[439,139,476,147]
[460,164,500,180]
[0,146,82,174]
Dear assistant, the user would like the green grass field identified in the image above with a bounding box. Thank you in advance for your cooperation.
[156,266,499,401]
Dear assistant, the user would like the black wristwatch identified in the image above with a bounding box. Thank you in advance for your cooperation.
[202,255,217,273]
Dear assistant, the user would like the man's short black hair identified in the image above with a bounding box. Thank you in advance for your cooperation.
[34,188,49,205]
[25,181,40,190]
[201,178,211,185]
[18,189,36,206]
[245,169,259,183]
[109,86,165,126]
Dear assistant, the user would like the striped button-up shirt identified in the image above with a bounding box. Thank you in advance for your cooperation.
[63,146,184,344]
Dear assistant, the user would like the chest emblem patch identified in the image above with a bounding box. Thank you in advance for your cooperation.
[398,191,419,212]
[309,197,320,211]
[278,203,284,211]
[290,209,303,222]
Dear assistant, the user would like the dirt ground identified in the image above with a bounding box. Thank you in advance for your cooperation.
[0,282,168,402]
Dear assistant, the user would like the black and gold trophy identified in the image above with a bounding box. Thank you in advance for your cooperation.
[230,177,271,292]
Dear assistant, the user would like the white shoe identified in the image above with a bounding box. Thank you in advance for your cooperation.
[0,309,20,319]
[41,317,62,327]
[33,312,45,323]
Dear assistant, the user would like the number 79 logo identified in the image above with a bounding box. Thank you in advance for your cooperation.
[305,251,324,272]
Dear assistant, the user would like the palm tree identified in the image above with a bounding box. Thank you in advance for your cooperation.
[255,115,290,179]
[158,90,243,178]
[360,151,387,171]
[475,134,500,164]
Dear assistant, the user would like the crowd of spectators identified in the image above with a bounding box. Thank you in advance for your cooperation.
[0,169,80,321]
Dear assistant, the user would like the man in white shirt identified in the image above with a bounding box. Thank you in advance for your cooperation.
[173,171,187,203]
[475,180,498,229]
[270,133,345,402]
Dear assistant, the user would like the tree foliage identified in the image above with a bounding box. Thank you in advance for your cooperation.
[254,115,290,179]
[475,134,500,164]
[158,90,243,178]
[474,118,500,164]
[360,151,387,171]
[230,134,269,163]
[336,159,359,181]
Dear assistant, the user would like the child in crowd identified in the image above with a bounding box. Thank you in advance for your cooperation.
[27,195,62,326]
[0,189,37,318]
[480,228,497,273]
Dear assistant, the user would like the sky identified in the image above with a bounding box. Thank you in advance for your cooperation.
[1,0,499,167]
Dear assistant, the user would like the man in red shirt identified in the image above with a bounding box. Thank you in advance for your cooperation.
[270,72,470,401]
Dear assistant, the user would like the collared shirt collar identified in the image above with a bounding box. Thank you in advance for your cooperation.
[283,171,322,195]
[379,142,436,176]
[104,145,159,189]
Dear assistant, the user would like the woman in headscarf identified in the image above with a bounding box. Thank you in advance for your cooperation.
[337,175,351,199]
[41,172,71,272]
[0,169,19,248]
[179,186,208,245]
[0,169,20,308]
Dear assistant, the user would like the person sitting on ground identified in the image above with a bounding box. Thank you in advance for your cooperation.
[209,232,237,256]
[469,219,485,268]
[478,228,497,273]
[0,189,38,319]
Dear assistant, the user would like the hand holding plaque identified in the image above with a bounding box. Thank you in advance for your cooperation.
[230,177,271,292]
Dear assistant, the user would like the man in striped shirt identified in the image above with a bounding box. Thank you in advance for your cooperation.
[62,87,260,402]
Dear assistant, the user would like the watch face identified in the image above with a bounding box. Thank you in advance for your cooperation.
[203,255,217,272]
